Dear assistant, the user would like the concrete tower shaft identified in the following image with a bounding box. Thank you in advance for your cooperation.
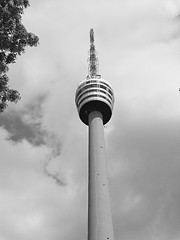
[88,111,114,240]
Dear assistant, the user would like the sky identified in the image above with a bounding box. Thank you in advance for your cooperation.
[1,0,180,239]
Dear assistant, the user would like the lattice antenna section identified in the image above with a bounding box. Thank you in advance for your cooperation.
[87,29,101,78]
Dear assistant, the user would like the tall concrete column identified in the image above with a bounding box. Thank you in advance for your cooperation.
[88,111,114,240]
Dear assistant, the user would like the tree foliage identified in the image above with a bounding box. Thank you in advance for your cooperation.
[0,0,39,112]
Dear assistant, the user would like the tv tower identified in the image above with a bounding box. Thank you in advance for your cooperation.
[75,29,115,240]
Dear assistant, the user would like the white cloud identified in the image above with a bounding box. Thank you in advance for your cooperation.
[2,0,180,239]
[0,127,86,240]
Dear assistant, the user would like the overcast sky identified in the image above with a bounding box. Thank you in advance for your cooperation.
[1,0,180,239]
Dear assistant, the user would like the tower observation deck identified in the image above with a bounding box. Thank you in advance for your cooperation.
[75,29,114,125]
[75,29,115,240]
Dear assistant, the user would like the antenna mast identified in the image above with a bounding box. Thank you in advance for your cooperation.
[88,29,100,78]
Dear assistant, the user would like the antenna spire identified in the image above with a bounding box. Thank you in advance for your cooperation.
[88,29,100,78]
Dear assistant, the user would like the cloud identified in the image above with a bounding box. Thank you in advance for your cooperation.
[108,105,180,239]
[2,0,180,240]
[0,95,47,145]
[0,126,86,240]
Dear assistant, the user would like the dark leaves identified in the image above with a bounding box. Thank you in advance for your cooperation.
[0,74,8,91]
[27,33,39,47]
[0,0,39,112]
[7,89,21,103]
[6,53,16,64]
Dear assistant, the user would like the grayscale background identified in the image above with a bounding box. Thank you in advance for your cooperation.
[1,0,180,239]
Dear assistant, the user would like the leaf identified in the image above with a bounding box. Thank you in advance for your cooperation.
[0,0,39,112]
